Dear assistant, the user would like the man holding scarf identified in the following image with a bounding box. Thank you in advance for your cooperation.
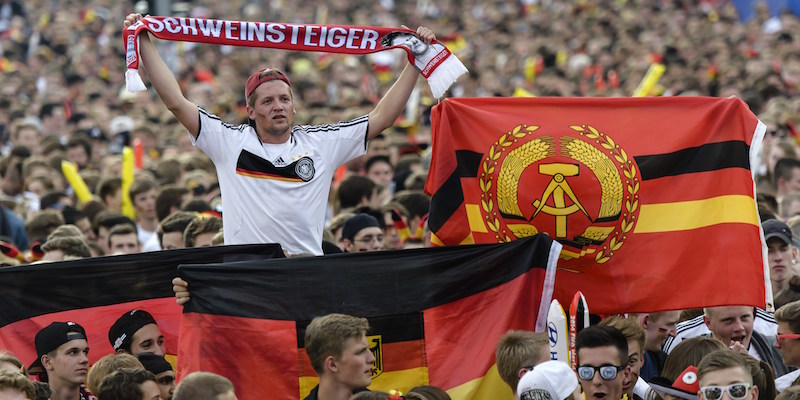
[123,13,435,256]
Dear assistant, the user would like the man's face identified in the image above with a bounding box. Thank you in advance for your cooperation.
[97,226,111,253]
[383,213,402,250]
[161,231,185,250]
[247,81,295,140]
[623,340,644,396]
[698,366,757,400]
[401,36,428,55]
[784,199,800,219]
[704,306,754,348]
[110,233,140,254]
[45,339,90,385]
[334,335,376,390]
[642,311,680,352]
[134,188,158,219]
[15,127,40,154]
[781,167,800,195]
[367,162,393,186]
[154,370,176,400]
[776,321,800,367]
[66,146,89,169]
[345,227,385,252]
[767,238,796,283]
[577,345,628,400]
[130,323,165,357]
[41,249,66,262]
[75,217,97,242]
[140,380,162,400]
[193,232,216,247]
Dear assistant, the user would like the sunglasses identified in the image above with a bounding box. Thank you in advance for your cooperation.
[577,364,624,381]
[776,333,800,347]
[700,384,751,400]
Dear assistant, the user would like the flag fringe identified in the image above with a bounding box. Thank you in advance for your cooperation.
[427,54,468,99]
[126,69,147,93]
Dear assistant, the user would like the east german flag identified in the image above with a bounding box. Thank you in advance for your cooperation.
[424,97,769,314]
[0,244,283,368]
[177,235,560,400]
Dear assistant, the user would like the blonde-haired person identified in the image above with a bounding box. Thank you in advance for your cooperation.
[0,351,26,375]
[0,369,35,400]
[86,353,144,394]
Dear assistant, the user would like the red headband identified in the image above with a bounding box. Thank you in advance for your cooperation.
[245,67,292,100]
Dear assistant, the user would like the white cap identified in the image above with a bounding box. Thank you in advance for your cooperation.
[517,360,578,400]
[109,116,135,136]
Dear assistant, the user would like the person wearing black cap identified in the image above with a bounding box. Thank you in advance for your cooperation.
[136,353,175,400]
[341,214,385,253]
[123,13,436,257]
[763,218,799,297]
[108,310,165,357]
[28,321,94,400]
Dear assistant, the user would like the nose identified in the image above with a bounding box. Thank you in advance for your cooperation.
[367,349,376,363]
[592,371,604,385]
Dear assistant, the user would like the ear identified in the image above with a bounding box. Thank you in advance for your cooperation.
[343,239,354,252]
[41,354,53,371]
[517,367,528,380]
[750,385,759,400]
[640,314,650,328]
[293,109,297,114]
[246,105,255,120]
[792,246,798,262]
[703,314,711,330]
[115,348,127,355]
[324,355,338,373]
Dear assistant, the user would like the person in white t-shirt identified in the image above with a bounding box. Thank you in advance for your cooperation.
[123,13,435,257]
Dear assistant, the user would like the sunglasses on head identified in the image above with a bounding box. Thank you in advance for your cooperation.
[700,384,751,400]
[577,364,624,381]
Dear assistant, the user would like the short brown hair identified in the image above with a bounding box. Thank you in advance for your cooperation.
[183,215,222,247]
[86,354,144,393]
[129,178,158,202]
[0,369,35,399]
[599,315,646,355]
[173,371,235,400]
[775,300,800,334]
[495,330,548,392]
[41,236,92,259]
[305,313,369,376]
[697,349,752,385]
[108,223,138,249]
[0,351,25,375]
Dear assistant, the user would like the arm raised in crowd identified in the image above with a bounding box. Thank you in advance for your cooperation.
[123,13,200,138]
[367,26,435,140]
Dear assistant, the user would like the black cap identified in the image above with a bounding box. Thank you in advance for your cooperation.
[137,352,173,375]
[341,214,380,241]
[29,322,87,374]
[763,218,792,245]
[108,310,157,352]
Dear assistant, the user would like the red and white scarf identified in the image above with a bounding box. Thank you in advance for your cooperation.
[124,16,468,98]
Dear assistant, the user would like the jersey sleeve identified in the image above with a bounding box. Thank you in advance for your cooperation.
[307,115,369,168]
[192,107,242,164]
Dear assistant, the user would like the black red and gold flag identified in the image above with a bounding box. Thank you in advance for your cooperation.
[424,97,769,313]
[177,235,560,400]
[0,245,283,368]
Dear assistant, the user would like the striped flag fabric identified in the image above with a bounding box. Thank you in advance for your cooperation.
[0,245,284,368]
[177,235,560,400]
[424,97,769,313]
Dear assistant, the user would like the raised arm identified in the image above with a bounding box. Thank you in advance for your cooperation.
[367,26,435,140]
[124,14,200,138]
